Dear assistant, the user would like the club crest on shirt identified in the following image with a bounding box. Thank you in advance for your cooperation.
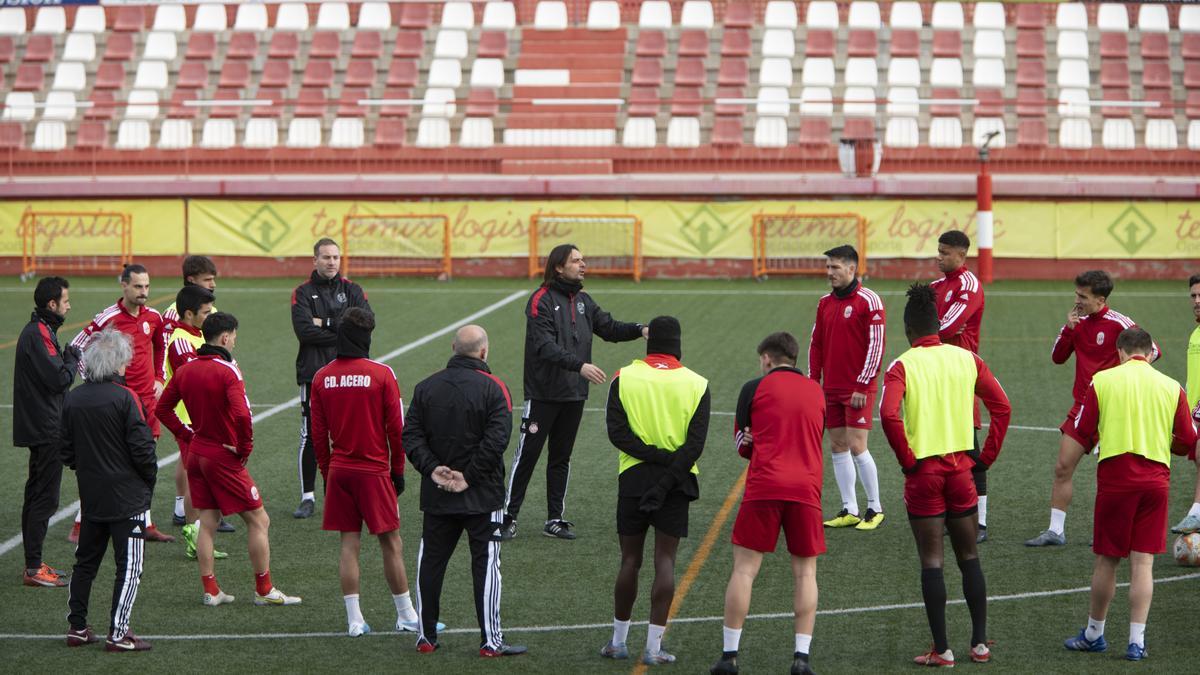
[577,301,585,314]
[142,321,150,335]
[336,292,347,303]
[945,291,954,303]
[527,422,539,435]
[843,306,853,319]
[1097,332,1105,345]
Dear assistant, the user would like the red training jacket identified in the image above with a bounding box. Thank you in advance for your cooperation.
[310,357,405,478]
[156,353,253,462]
[932,266,984,354]
[71,298,164,399]
[879,335,1012,471]
[808,282,886,394]
[733,366,826,507]
[166,322,202,375]
[1051,305,1160,404]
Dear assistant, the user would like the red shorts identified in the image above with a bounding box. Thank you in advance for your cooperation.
[824,390,875,430]
[1093,485,1168,557]
[186,451,262,516]
[903,453,977,518]
[173,434,189,463]
[140,395,160,438]
[1059,402,1083,435]
[323,468,400,535]
[731,500,825,557]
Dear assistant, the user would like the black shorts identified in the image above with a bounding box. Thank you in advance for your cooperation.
[617,492,690,539]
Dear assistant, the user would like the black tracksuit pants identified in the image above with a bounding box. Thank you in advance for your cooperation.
[22,444,63,570]
[415,511,504,650]
[504,399,585,523]
[68,511,147,641]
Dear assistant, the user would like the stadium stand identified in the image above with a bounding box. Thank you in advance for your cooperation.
[0,1,1196,176]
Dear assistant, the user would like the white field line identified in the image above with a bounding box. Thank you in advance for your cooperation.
[3,571,1197,641]
[0,291,527,558]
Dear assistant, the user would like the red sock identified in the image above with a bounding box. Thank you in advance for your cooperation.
[201,575,221,596]
[255,571,273,596]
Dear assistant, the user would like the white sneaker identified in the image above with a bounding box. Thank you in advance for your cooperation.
[348,622,371,637]
[397,618,446,633]
[202,590,235,606]
[254,587,302,606]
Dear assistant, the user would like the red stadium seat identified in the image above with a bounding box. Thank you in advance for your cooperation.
[1101,87,1132,118]
[628,86,659,116]
[186,33,216,60]
[806,30,835,57]
[352,32,383,59]
[177,61,209,89]
[94,62,125,90]
[295,88,327,117]
[477,31,508,58]
[219,60,251,88]
[1017,59,1045,87]
[393,30,425,58]
[338,88,368,117]
[104,34,134,61]
[798,118,832,145]
[1141,34,1169,61]
[268,32,299,59]
[399,3,433,29]
[1015,30,1044,58]
[168,89,199,118]
[717,58,748,86]
[114,5,145,32]
[260,59,292,89]
[721,29,750,57]
[1183,34,1200,60]
[303,60,335,87]
[1017,87,1046,116]
[14,64,44,92]
[1185,62,1200,89]
[890,29,920,57]
[387,59,419,87]
[0,122,23,149]
[1100,61,1130,88]
[345,60,376,88]
[1141,60,1171,89]
[1100,33,1128,58]
[930,89,961,116]
[466,88,499,116]
[1016,4,1047,29]
[374,119,406,147]
[842,118,875,141]
[207,88,242,118]
[23,35,54,63]
[712,117,742,146]
[1187,91,1200,118]
[724,2,753,28]
[75,121,108,149]
[632,58,663,86]
[714,86,745,116]
[253,89,285,117]
[932,31,962,58]
[84,91,116,120]
[227,33,258,60]
[379,87,414,118]
[1143,89,1175,119]
[847,30,877,57]
[679,30,709,57]
[1017,118,1048,147]
[670,86,704,116]
[975,89,1005,116]
[636,30,667,57]
[310,32,341,59]
[674,58,706,87]
[0,37,13,64]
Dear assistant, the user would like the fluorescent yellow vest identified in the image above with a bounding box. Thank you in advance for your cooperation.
[616,359,708,475]
[1092,359,1180,467]
[895,344,977,459]
[1187,325,1200,409]
[165,325,205,425]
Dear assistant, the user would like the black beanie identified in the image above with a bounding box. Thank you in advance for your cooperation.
[336,309,373,359]
[646,315,682,359]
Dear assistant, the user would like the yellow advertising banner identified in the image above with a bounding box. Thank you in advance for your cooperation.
[2,198,1198,260]
[0,200,184,257]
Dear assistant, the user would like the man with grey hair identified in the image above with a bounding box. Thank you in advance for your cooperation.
[403,325,526,657]
[61,328,158,652]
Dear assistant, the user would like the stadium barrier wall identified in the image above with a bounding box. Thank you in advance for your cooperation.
[4,198,1200,280]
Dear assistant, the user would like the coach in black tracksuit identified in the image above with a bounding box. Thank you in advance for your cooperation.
[61,328,158,650]
[290,238,371,519]
[503,243,646,541]
[403,325,525,656]
[13,277,80,584]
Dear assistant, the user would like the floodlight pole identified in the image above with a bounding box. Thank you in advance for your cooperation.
[976,131,1000,285]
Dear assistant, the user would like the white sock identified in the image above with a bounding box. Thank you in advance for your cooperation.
[853,451,881,512]
[302,491,315,502]
[145,512,152,527]
[646,624,665,654]
[344,594,364,627]
[193,519,200,530]
[394,591,417,621]
[832,452,858,515]
[612,618,631,645]
[1129,622,1146,648]
[722,625,742,652]
[1049,508,1067,535]
[1188,502,1200,518]
[174,496,185,519]
[1085,616,1105,641]
[795,633,812,655]
[75,510,81,524]
[977,496,988,527]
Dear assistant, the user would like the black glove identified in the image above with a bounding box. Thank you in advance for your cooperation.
[638,485,668,514]
[391,472,405,496]
[64,344,82,367]
[901,459,922,475]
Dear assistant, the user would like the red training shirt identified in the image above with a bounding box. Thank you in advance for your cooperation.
[733,366,826,507]
[879,335,1012,472]
[1051,305,1160,405]
[932,266,984,354]
[72,298,165,399]
[156,352,254,462]
[310,357,405,478]
[808,281,886,394]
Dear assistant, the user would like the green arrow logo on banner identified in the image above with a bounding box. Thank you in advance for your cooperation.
[677,203,736,255]
[239,204,292,253]
[1106,205,1156,255]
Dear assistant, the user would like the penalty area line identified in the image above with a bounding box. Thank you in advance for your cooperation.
[3,572,1197,641]
[0,291,527,559]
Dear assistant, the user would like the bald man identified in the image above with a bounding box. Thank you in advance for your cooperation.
[403,325,525,657]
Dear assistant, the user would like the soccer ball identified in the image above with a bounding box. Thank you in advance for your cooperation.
[1173,533,1200,566]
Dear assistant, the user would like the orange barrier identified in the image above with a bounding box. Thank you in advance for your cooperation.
[341,213,451,279]
[752,212,868,278]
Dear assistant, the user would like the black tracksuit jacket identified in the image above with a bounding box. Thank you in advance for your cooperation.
[291,270,371,384]
[403,355,512,516]
[522,279,643,402]
[13,309,78,448]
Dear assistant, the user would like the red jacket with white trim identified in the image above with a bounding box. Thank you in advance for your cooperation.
[71,298,164,399]
[808,280,886,394]
[156,346,253,462]
[1051,305,1160,404]
[932,266,984,354]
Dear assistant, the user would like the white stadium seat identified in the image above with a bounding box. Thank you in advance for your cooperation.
[885,117,919,147]
[416,118,452,148]
[973,59,1006,89]
[357,2,393,30]
[143,32,178,61]
[588,1,622,30]
[803,1,837,30]
[931,2,964,30]
[52,62,87,92]
[844,58,878,88]
[535,1,569,30]
[73,6,106,33]
[1096,4,1129,32]
[201,118,236,149]
[158,119,194,149]
[43,91,78,121]
[622,118,657,147]
[799,87,832,117]
[972,118,1006,147]
[801,58,835,88]
[930,59,963,88]
[459,118,495,148]
[274,3,311,31]
[317,2,352,31]
[0,8,27,35]
[753,117,788,147]
[1144,119,1178,150]
[470,59,505,89]
[193,4,229,32]
[1058,118,1092,149]
[153,5,187,32]
[973,2,1005,30]
[889,1,923,29]
[1101,118,1135,149]
[886,87,919,116]
[1138,4,1169,32]
[887,59,921,87]
[929,117,963,148]
[33,7,67,35]
[848,2,881,30]
[666,117,701,148]
[330,118,365,148]
[758,58,793,88]
[1056,3,1088,31]
[434,30,469,59]
[761,30,796,58]
[973,30,1005,59]
[243,119,280,149]
[680,1,714,30]
[441,1,475,29]
[116,119,151,150]
[756,87,791,117]
[482,2,517,30]
[639,1,672,29]
[33,121,67,151]
[287,118,322,148]
[234,4,269,32]
[2,92,36,121]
